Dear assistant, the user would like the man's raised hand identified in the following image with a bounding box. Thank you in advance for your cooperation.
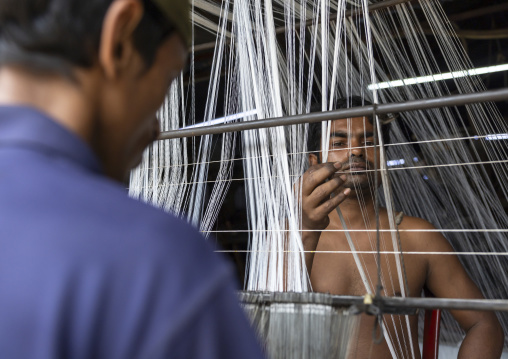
[300,161,351,232]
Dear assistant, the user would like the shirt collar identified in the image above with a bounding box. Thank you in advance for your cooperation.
[0,106,103,174]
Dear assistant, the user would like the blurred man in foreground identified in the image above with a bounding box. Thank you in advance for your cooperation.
[0,0,264,358]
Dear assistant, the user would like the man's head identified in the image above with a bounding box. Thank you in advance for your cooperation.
[0,0,189,77]
[308,97,393,192]
[0,0,189,180]
[307,96,391,154]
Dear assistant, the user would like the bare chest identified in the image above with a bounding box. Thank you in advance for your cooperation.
[310,230,427,298]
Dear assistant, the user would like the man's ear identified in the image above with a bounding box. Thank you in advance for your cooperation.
[99,0,144,80]
[309,153,319,166]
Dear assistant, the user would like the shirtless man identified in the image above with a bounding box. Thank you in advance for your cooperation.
[301,99,504,358]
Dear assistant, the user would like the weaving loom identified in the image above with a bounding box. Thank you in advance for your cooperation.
[129,0,508,357]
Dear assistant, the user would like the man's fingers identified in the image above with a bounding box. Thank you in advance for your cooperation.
[306,175,345,206]
[314,188,351,217]
[302,161,343,195]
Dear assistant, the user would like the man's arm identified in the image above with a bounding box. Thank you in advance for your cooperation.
[300,162,350,272]
[421,220,504,358]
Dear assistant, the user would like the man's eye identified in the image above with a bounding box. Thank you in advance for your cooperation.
[332,142,344,147]
[364,141,374,146]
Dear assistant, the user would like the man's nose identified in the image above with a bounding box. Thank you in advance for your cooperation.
[349,140,364,158]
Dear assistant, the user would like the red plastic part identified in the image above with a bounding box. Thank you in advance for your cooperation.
[422,308,442,359]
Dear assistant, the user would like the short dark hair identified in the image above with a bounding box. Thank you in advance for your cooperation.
[0,0,175,77]
[307,96,392,153]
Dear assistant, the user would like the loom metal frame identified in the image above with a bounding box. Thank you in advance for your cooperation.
[159,0,508,321]
[158,87,508,140]
[239,292,508,313]
[162,83,508,314]
[194,0,415,52]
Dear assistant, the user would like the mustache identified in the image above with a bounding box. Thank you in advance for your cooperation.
[342,158,373,170]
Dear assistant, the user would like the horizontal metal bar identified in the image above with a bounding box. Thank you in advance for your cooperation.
[348,0,413,16]
[382,296,508,312]
[449,2,508,22]
[455,28,508,40]
[274,0,413,35]
[239,291,363,306]
[239,291,508,313]
[158,87,508,140]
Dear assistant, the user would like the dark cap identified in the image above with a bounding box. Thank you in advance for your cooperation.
[151,0,191,46]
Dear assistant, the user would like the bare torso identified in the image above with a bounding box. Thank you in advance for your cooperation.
[302,146,503,358]
[310,209,428,359]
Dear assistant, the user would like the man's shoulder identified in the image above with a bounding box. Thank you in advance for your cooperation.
[398,214,436,230]
[0,148,231,285]
[82,178,221,265]
[397,213,452,252]
[379,210,436,237]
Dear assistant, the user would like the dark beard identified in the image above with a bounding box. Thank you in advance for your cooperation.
[344,174,371,190]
